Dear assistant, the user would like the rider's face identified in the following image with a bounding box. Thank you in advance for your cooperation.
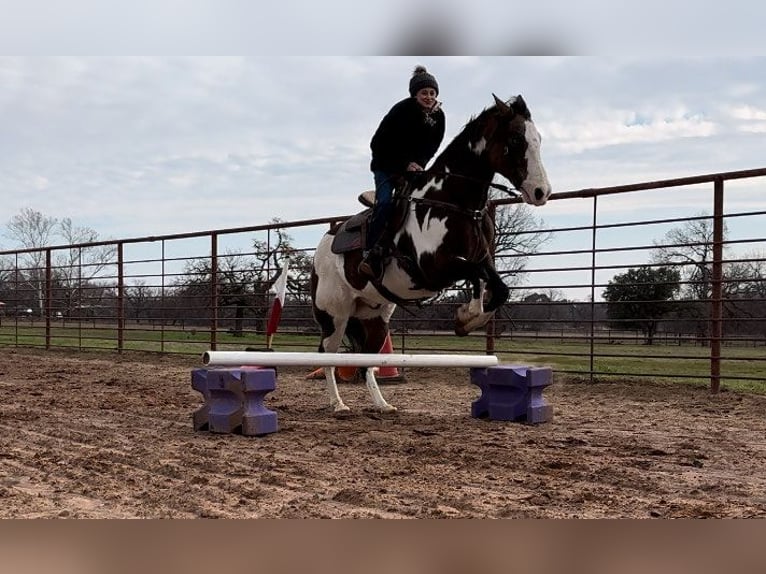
[415,88,438,111]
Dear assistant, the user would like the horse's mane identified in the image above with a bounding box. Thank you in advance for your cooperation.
[430,96,529,171]
[429,105,496,169]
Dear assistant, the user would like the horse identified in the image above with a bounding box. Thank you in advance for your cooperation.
[311,94,551,414]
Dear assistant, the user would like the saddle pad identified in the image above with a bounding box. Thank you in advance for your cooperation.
[331,210,369,254]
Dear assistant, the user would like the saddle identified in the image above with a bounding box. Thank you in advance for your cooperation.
[330,208,371,254]
[330,190,408,255]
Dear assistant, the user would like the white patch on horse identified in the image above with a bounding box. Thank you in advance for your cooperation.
[468,282,485,315]
[403,207,449,257]
[521,119,551,205]
[409,176,443,200]
[403,176,450,258]
[469,137,487,155]
[381,260,432,297]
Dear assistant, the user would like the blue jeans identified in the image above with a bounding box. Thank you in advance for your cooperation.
[367,171,396,250]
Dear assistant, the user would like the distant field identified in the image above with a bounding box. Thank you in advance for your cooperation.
[1,321,764,394]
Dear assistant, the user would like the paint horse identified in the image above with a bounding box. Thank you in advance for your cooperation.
[311,95,551,414]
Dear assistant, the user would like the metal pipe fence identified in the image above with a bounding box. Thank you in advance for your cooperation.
[1,167,764,392]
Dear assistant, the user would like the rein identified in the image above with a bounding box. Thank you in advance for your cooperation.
[409,196,486,221]
[424,170,522,198]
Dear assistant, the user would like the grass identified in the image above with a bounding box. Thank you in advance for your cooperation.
[1,322,764,394]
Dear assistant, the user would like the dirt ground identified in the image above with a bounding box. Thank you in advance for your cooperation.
[1,347,764,518]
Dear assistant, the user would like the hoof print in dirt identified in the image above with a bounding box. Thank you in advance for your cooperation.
[363,409,399,420]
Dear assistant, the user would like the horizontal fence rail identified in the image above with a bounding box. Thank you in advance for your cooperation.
[1,167,765,393]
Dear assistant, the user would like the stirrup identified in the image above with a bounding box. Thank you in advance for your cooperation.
[358,251,384,280]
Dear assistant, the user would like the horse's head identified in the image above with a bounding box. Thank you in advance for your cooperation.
[479,94,552,206]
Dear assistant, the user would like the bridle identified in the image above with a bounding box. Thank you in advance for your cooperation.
[411,170,522,198]
[403,169,522,224]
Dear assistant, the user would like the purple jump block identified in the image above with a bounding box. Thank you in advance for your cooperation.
[191,368,211,431]
[470,365,553,423]
[191,367,278,436]
[241,368,279,436]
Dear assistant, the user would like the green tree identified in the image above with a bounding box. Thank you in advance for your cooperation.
[603,266,681,345]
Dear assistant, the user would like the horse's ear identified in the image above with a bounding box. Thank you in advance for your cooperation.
[493,93,510,114]
[514,95,528,114]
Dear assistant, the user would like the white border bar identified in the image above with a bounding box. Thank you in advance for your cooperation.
[202,351,498,368]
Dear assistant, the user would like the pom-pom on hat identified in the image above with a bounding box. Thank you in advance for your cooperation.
[409,65,439,97]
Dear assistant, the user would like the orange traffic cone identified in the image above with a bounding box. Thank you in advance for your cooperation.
[337,366,359,382]
[305,365,359,382]
[376,333,405,383]
[304,334,404,383]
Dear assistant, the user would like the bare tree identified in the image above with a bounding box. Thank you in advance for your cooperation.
[4,208,58,314]
[651,213,727,301]
[492,202,552,281]
[55,218,116,316]
[177,221,312,336]
[721,251,766,339]
[4,209,116,317]
[126,280,162,323]
[725,253,766,299]
[649,214,766,343]
[6,208,58,251]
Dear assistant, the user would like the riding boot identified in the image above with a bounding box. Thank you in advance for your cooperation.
[358,244,386,281]
[359,199,396,281]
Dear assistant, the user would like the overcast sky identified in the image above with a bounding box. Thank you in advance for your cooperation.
[2,56,765,249]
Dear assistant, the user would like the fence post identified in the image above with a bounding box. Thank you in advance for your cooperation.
[117,242,125,353]
[210,233,219,351]
[45,248,52,349]
[710,178,724,393]
[589,196,598,382]
[486,203,497,356]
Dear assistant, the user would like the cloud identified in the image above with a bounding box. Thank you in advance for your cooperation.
[546,109,717,154]
[726,104,766,121]
[1,56,765,243]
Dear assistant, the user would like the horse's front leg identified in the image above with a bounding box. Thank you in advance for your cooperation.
[454,261,508,336]
[361,368,397,413]
[482,262,510,312]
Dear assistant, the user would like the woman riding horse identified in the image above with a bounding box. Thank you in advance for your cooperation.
[311,93,551,415]
[359,65,446,280]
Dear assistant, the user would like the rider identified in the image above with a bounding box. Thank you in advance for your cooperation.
[358,65,446,280]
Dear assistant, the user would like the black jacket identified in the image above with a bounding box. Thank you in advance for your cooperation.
[370,97,445,174]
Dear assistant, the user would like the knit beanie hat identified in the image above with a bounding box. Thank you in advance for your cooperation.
[409,65,439,97]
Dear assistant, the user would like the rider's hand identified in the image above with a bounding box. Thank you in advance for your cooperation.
[407,162,423,172]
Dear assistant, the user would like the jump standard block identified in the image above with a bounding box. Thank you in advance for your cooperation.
[191,367,278,436]
[470,365,553,423]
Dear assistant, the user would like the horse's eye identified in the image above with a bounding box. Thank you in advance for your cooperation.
[505,134,524,155]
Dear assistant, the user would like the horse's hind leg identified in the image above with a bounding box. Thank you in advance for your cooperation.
[348,316,396,413]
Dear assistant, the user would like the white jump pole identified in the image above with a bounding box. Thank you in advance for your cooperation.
[202,351,498,369]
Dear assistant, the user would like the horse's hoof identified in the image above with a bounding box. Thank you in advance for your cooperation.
[332,403,351,417]
[378,404,398,413]
[454,324,469,337]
